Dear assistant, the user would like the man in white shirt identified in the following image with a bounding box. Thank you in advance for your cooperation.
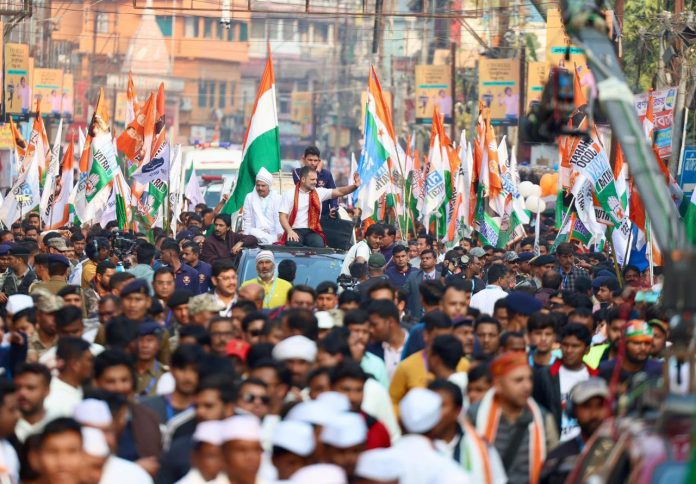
[469,264,510,316]
[242,167,283,245]
[279,166,360,248]
[44,337,93,417]
[14,362,54,442]
[341,224,384,276]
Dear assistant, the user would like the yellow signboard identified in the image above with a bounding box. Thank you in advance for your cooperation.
[291,91,313,138]
[33,68,64,115]
[526,62,547,111]
[415,65,451,123]
[545,8,586,68]
[478,58,520,125]
[0,123,13,150]
[114,91,128,124]
[4,43,31,115]
[62,73,74,117]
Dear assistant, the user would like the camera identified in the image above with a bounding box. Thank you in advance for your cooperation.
[110,231,137,268]
[337,274,359,291]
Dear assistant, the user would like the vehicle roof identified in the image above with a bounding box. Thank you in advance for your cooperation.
[243,245,346,258]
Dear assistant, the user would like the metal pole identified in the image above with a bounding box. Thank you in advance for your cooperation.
[450,41,456,140]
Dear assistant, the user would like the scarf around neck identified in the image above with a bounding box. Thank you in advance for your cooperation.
[279,184,327,245]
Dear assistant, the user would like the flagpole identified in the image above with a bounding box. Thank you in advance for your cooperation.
[606,234,624,285]
[647,220,655,285]
[551,196,576,248]
[622,225,633,270]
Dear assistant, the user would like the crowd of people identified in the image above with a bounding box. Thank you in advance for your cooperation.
[0,146,675,484]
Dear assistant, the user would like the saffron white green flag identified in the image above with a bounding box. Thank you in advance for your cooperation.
[0,151,40,227]
[422,106,448,232]
[184,166,205,210]
[221,46,280,216]
[40,119,63,227]
[168,145,185,232]
[686,189,696,246]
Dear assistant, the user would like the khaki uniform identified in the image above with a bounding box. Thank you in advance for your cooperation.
[29,276,67,295]
[28,332,57,362]
[136,360,168,397]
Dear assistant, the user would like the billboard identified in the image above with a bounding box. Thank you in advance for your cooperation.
[545,8,586,68]
[415,65,451,123]
[478,58,520,125]
[4,43,31,115]
[61,73,74,118]
[634,87,677,159]
[526,62,547,111]
[291,91,313,139]
[33,68,64,116]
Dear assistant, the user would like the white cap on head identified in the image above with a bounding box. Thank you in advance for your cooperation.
[289,464,347,484]
[193,420,224,446]
[286,400,336,426]
[256,167,273,187]
[320,412,367,448]
[6,294,33,315]
[355,448,402,481]
[271,420,315,457]
[221,415,261,443]
[316,391,351,413]
[315,311,335,330]
[74,399,113,427]
[271,335,317,362]
[399,388,442,434]
[255,250,275,264]
[82,427,110,458]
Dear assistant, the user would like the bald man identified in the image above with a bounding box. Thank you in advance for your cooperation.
[239,284,264,311]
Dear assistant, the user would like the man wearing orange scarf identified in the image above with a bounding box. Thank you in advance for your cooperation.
[468,352,559,483]
[279,166,360,248]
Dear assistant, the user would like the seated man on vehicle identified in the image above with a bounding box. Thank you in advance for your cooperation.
[242,167,283,245]
[279,167,360,248]
[292,145,338,217]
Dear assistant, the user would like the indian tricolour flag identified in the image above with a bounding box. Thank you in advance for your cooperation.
[355,66,400,221]
[421,106,448,235]
[221,46,280,215]
[686,190,696,245]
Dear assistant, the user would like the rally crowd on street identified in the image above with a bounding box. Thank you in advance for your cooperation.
[0,145,675,484]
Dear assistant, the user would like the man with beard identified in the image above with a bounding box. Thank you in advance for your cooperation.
[280,166,360,248]
[181,241,212,293]
[540,379,610,484]
[83,260,117,318]
[241,250,291,309]
[598,320,663,385]
[44,337,94,417]
[1,244,36,297]
[292,145,338,216]
[201,214,257,264]
[385,245,416,289]
[160,239,200,295]
[14,362,52,442]
[242,167,284,244]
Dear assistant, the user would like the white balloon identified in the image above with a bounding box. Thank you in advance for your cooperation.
[529,184,542,198]
[519,181,534,198]
[525,195,546,213]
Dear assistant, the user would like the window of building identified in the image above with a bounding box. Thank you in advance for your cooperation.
[204,17,214,38]
[268,19,280,40]
[227,22,235,41]
[96,12,109,34]
[283,20,295,41]
[208,81,216,108]
[198,79,207,108]
[314,23,329,43]
[155,16,173,37]
[219,81,226,108]
[184,16,196,37]
[230,81,236,108]
[239,22,248,41]
[216,20,225,40]
[251,18,265,39]
[298,20,309,42]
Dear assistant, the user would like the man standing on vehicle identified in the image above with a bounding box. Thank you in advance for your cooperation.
[279,167,360,248]
[293,146,338,217]
[201,214,258,264]
[241,250,291,310]
[242,167,283,245]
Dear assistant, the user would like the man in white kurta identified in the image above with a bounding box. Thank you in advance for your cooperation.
[242,167,283,245]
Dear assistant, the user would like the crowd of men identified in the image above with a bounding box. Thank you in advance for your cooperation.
[0,145,676,483]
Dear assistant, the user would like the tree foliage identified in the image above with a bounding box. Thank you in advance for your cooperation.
[622,0,661,92]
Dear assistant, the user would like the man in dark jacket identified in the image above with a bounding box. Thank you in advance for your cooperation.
[533,323,597,440]
[540,378,609,484]
[200,214,257,264]
[292,145,337,216]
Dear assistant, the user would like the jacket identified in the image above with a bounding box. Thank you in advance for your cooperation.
[200,231,257,264]
[130,402,163,459]
[532,359,598,433]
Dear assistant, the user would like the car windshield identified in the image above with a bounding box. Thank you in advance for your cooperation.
[238,252,343,287]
